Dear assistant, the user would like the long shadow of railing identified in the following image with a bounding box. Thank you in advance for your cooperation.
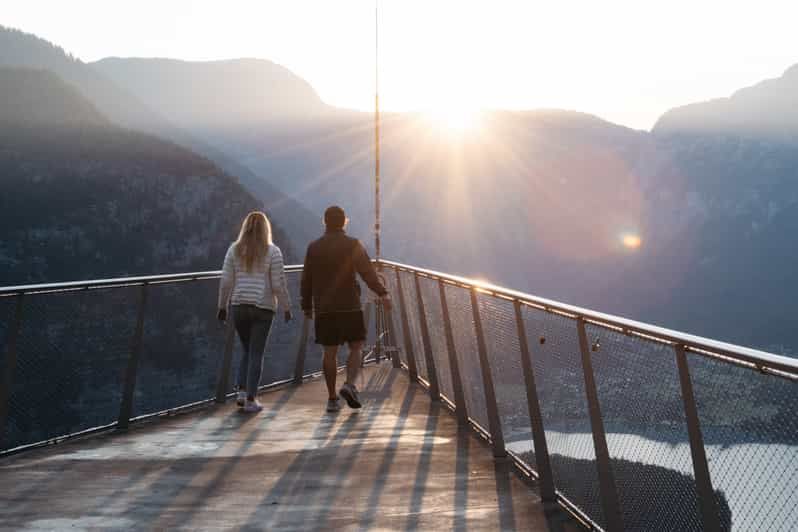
[240,368,395,530]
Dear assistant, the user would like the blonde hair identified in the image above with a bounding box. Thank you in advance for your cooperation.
[234,211,272,272]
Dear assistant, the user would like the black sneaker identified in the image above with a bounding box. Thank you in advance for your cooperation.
[339,383,362,409]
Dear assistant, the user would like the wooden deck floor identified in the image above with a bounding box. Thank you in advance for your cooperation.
[0,363,578,531]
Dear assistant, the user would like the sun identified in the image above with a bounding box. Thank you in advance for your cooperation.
[422,105,482,134]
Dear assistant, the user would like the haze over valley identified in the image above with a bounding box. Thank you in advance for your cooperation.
[2,24,798,356]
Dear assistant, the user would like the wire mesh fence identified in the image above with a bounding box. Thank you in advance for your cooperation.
[586,322,711,531]
[418,276,453,402]
[381,261,798,532]
[3,287,138,451]
[380,271,403,366]
[521,304,607,528]
[443,283,490,431]
[475,293,527,454]
[398,270,427,383]
[0,270,332,453]
[132,280,225,418]
[688,352,798,531]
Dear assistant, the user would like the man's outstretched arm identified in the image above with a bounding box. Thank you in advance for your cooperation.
[354,242,388,297]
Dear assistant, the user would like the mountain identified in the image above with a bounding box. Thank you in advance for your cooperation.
[653,64,798,141]
[92,57,328,128]
[0,25,319,252]
[0,26,174,135]
[0,67,278,283]
[98,54,798,354]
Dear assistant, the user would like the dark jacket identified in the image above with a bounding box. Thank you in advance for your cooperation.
[301,229,387,315]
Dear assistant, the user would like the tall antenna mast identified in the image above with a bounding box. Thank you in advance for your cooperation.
[374,0,381,262]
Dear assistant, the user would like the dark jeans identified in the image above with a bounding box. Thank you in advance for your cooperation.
[232,305,275,399]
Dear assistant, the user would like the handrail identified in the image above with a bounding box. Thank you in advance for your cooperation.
[0,265,304,297]
[378,259,798,377]
[2,259,795,375]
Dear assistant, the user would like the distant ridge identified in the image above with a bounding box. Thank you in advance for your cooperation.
[653,63,798,140]
[93,57,328,127]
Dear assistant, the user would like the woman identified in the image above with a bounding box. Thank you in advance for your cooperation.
[217,211,292,413]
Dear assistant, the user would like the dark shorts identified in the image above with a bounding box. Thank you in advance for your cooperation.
[314,311,366,346]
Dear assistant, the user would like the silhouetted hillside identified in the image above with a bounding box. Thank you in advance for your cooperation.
[0,67,288,283]
[0,68,108,127]
[0,25,319,252]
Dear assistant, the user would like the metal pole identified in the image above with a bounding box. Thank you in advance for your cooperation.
[675,344,721,532]
[439,279,469,425]
[293,317,310,385]
[576,317,623,532]
[373,0,381,263]
[470,288,506,458]
[395,270,419,381]
[0,294,24,448]
[513,300,556,503]
[215,317,236,403]
[117,283,149,431]
[414,273,440,400]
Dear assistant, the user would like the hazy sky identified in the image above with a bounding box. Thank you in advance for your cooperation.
[3,0,797,129]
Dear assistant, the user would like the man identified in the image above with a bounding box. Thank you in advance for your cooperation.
[301,206,392,412]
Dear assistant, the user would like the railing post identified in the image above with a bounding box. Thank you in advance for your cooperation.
[470,288,506,458]
[386,304,402,369]
[293,316,310,385]
[576,317,623,532]
[395,270,419,382]
[513,300,556,503]
[439,279,469,425]
[414,273,440,400]
[675,344,721,532]
[215,317,236,403]
[117,283,149,431]
[0,294,24,448]
[363,301,373,365]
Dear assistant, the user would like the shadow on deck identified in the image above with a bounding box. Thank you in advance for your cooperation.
[0,364,578,531]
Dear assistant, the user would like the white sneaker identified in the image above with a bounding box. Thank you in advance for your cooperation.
[243,399,263,413]
[236,391,246,407]
[327,398,341,413]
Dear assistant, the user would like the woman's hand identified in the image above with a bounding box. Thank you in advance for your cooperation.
[217,308,227,323]
[284,310,293,323]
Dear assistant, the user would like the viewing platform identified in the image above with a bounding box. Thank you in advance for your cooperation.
[0,363,574,531]
[1,260,797,531]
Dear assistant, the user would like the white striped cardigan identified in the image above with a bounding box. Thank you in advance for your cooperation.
[217,243,291,312]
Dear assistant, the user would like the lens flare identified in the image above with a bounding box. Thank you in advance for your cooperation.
[621,233,642,249]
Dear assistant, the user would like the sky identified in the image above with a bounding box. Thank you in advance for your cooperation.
[3,0,797,130]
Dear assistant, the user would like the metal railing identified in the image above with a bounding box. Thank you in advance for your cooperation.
[2,260,797,531]
[0,266,370,456]
[379,259,798,532]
